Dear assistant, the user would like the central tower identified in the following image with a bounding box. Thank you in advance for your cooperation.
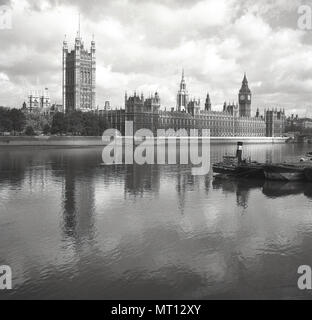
[238,73,251,117]
[176,69,189,112]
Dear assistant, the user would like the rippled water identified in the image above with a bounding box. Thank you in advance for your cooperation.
[1,143,312,300]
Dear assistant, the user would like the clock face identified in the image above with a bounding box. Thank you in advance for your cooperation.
[247,95,251,100]
[240,95,245,101]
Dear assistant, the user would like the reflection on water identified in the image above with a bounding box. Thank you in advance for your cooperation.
[263,181,312,199]
[0,144,312,300]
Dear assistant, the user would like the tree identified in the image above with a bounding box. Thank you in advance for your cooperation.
[98,115,111,135]
[25,126,36,136]
[0,107,12,132]
[82,112,100,136]
[65,111,84,135]
[9,109,26,135]
[43,124,51,135]
[50,111,108,136]
[25,110,51,132]
[51,112,66,135]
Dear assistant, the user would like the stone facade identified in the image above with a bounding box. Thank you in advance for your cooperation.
[97,73,286,137]
[135,105,266,137]
[98,108,126,135]
[124,92,161,134]
[265,109,286,137]
[62,34,96,112]
[286,115,312,133]
[118,73,268,137]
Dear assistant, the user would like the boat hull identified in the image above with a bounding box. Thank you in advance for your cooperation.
[264,165,305,181]
[213,163,265,179]
[304,168,312,182]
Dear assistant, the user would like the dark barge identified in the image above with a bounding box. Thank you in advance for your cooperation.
[212,142,265,179]
[304,167,312,182]
[212,142,312,182]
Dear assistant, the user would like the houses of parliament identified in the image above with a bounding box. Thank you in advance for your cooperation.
[27,32,285,138]
[99,70,286,137]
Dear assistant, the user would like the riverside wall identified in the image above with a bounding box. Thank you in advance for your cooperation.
[0,136,288,147]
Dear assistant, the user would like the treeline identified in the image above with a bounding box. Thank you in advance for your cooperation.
[0,107,109,136]
[285,124,312,135]
[50,111,109,136]
[0,107,26,135]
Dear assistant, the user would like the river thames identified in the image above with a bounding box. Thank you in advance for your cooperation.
[1,143,312,300]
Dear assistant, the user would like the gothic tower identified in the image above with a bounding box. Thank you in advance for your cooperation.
[238,73,251,117]
[91,35,96,110]
[176,69,189,112]
[205,93,211,111]
[62,36,68,113]
[62,31,96,112]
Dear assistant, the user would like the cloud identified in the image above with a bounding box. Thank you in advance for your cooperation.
[0,0,312,116]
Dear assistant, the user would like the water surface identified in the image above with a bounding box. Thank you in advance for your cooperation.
[0,143,312,300]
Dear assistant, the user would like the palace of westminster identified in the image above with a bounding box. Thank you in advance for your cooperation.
[23,32,286,137]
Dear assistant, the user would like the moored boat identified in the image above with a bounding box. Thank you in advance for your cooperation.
[304,167,312,182]
[263,164,306,181]
[213,161,265,178]
[212,142,265,179]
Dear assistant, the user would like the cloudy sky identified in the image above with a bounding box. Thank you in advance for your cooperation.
[1,0,312,116]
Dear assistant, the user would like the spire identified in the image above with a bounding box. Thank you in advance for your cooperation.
[63,34,68,47]
[91,33,95,50]
[78,13,81,39]
[179,68,186,91]
[240,72,251,94]
[205,92,211,111]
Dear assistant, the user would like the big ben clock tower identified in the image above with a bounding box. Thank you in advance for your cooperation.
[238,73,251,117]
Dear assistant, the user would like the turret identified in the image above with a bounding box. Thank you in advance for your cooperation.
[75,32,81,49]
[205,93,211,111]
[223,102,227,112]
